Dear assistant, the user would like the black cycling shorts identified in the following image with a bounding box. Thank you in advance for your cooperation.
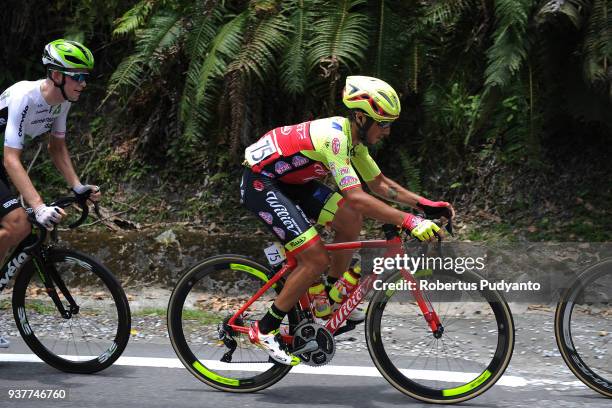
[240,168,344,253]
[0,165,21,218]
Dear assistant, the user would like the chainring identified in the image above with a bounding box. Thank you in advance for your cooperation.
[291,321,335,367]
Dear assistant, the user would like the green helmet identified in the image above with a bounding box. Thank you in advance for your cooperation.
[42,39,94,70]
[342,76,401,122]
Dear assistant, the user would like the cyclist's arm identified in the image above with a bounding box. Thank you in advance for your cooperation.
[3,146,44,208]
[47,135,80,188]
[367,174,422,207]
[342,186,406,225]
[367,174,455,218]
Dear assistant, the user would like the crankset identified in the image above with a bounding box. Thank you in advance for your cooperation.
[291,321,335,367]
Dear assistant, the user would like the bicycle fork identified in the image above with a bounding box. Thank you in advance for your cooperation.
[400,268,443,337]
[32,253,79,319]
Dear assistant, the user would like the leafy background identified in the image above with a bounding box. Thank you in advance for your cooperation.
[1,0,610,241]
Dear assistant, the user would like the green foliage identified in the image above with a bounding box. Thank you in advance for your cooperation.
[484,0,532,90]
[397,150,421,193]
[307,0,372,72]
[280,0,312,95]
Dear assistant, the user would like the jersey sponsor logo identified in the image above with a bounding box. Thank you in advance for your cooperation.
[274,161,291,175]
[295,123,307,140]
[332,137,341,155]
[291,156,309,167]
[253,180,265,191]
[339,175,359,187]
[261,170,275,179]
[287,236,307,250]
[2,198,18,209]
[259,211,273,225]
[273,226,286,240]
[339,166,350,175]
[281,126,292,135]
[18,105,29,138]
[265,192,303,235]
[332,121,342,131]
[50,105,62,115]
[35,109,48,114]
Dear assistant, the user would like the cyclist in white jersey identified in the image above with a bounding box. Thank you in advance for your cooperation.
[0,39,100,348]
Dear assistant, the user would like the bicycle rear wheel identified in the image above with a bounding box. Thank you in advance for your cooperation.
[167,255,299,392]
[366,268,514,404]
[555,259,611,398]
[12,248,131,373]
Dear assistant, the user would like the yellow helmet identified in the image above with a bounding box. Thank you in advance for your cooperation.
[342,76,401,122]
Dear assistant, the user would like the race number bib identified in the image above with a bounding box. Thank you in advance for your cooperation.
[245,134,278,166]
[264,242,286,267]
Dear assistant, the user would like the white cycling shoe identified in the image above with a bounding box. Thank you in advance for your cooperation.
[0,335,9,348]
[248,322,300,366]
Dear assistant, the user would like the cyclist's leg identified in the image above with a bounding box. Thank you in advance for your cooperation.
[0,168,30,261]
[241,169,329,364]
[241,169,329,313]
[328,199,362,278]
[274,241,329,311]
[0,169,29,348]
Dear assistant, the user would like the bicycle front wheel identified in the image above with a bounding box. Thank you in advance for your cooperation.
[555,259,611,398]
[167,255,300,392]
[12,248,131,373]
[366,268,515,404]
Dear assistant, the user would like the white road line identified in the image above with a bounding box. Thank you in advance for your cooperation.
[0,354,584,388]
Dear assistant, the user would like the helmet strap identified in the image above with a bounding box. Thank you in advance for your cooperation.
[47,68,77,103]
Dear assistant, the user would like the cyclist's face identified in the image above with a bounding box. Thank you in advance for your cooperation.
[356,112,391,145]
[52,70,88,101]
[366,118,391,145]
[62,71,88,101]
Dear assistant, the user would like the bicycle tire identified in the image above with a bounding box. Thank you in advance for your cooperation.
[366,268,515,404]
[167,254,300,392]
[12,248,131,374]
[555,259,611,398]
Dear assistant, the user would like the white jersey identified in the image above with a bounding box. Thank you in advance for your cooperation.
[0,80,70,149]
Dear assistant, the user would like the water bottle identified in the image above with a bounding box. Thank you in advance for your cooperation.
[329,269,360,303]
[308,282,331,318]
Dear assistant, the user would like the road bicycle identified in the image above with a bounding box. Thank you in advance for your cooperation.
[0,194,131,373]
[168,221,515,404]
[555,257,611,397]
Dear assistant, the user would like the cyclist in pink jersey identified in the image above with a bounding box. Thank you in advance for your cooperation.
[240,76,454,365]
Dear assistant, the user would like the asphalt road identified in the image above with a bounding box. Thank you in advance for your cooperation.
[0,332,609,408]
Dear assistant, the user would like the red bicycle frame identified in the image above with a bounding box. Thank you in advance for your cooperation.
[227,235,443,343]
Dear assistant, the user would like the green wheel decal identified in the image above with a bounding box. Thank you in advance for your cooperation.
[193,361,240,386]
[442,370,491,397]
